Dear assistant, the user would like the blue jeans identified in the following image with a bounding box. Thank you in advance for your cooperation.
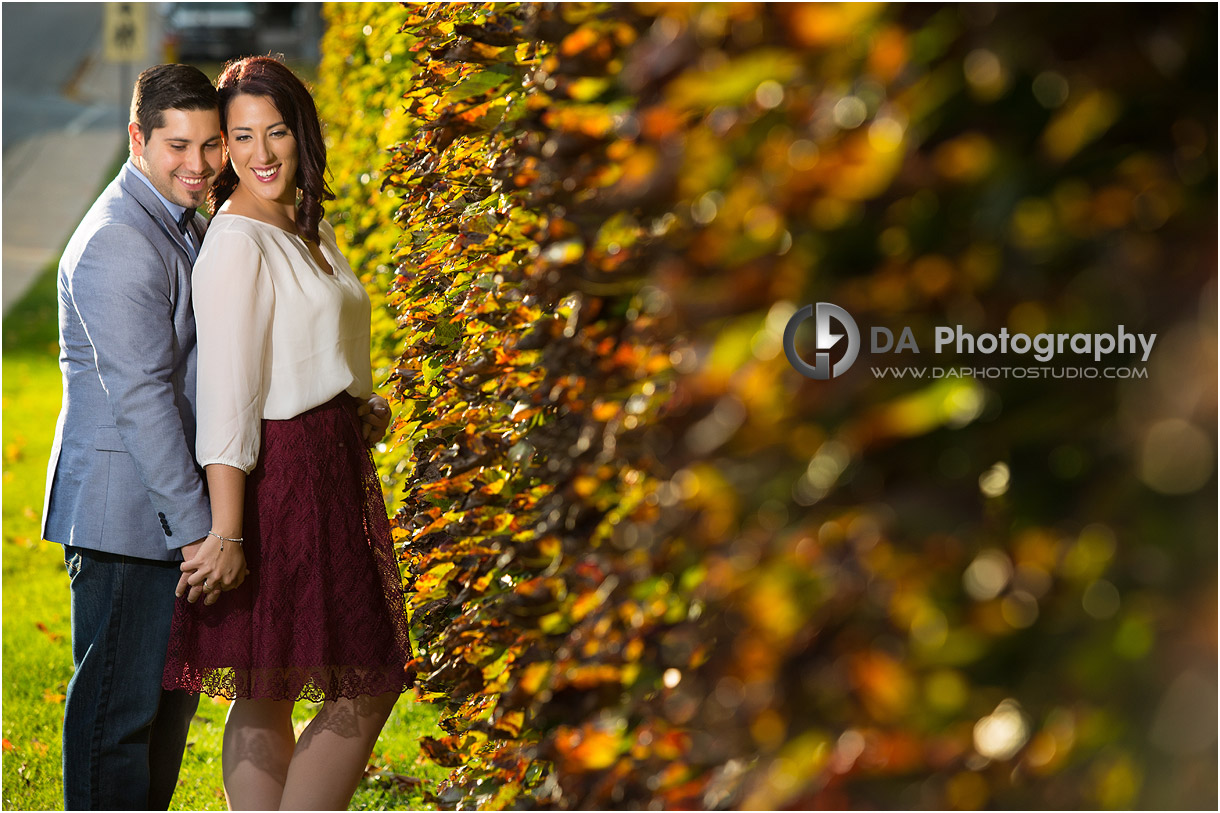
[62,546,200,810]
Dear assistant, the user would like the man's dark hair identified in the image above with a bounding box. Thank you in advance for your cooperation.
[129,63,218,139]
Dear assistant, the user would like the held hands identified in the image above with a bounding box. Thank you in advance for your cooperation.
[177,533,249,605]
[357,394,393,447]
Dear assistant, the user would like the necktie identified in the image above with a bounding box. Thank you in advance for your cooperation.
[177,209,199,262]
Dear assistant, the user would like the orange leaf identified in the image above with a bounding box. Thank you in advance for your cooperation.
[559,27,599,57]
[655,729,691,760]
[555,724,620,771]
[850,650,915,721]
[35,622,62,643]
[516,661,551,694]
[572,475,600,498]
[591,401,619,422]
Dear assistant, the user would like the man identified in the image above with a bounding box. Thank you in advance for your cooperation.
[43,63,225,810]
[42,63,393,809]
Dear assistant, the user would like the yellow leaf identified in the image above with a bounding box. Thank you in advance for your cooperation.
[518,661,551,693]
[415,562,457,596]
[493,709,524,736]
[572,475,599,498]
[1042,90,1120,163]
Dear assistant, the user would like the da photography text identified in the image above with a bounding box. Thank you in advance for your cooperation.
[785,302,1157,381]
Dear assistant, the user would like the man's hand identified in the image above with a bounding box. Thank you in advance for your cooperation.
[177,538,207,603]
[177,534,248,605]
[357,394,392,447]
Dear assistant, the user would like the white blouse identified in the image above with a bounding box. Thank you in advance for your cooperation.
[193,214,374,473]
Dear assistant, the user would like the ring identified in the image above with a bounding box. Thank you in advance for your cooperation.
[203,578,209,588]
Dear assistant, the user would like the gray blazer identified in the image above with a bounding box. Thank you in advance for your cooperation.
[42,162,211,561]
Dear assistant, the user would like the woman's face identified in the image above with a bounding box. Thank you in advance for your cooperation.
[224,93,298,207]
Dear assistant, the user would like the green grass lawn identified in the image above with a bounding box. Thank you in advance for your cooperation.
[2,154,445,811]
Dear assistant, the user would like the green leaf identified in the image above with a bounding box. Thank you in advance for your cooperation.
[442,69,512,107]
[435,319,463,345]
[422,356,445,385]
[666,50,800,110]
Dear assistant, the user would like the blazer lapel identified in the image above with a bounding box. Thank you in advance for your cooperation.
[119,163,196,262]
[186,212,205,250]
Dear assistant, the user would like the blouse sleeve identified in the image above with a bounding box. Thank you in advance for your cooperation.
[324,219,376,402]
[193,229,274,473]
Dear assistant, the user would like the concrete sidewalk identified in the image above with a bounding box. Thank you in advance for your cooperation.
[2,129,126,315]
[2,50,152,316]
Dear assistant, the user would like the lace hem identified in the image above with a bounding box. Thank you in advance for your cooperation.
[164,664,411,702]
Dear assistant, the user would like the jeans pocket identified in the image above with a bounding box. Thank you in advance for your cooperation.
[64,547,82,579]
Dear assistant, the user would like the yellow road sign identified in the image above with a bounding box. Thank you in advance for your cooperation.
[103,2,148,63]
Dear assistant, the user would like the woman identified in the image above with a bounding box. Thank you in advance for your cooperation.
[162,56,412,810]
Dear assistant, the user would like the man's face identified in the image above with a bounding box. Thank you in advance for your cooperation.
[129,108,223,210]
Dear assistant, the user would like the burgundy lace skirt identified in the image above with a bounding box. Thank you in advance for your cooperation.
[163,394,412,701]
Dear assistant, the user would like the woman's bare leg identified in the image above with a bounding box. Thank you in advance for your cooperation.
[277,691,399,811]
[222,698,297,810]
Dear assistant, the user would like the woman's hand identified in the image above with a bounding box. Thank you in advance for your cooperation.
[177,533,249,604]
[357,394,392,447]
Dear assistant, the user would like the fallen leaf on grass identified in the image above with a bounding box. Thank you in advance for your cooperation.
[30,739,48,755]
[36,622,62,643]
[42,688,66,704]
[2,738,14,751]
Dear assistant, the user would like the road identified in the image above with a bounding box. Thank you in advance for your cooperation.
[2,3,122,151]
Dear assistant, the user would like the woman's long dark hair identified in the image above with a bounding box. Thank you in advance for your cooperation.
[207,56,334,244]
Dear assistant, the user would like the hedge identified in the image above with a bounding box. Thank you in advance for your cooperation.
[316,3,1217,809]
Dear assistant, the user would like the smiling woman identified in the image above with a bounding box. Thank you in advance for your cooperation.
[220,94,301,229]
[206,57,333,245]
[161,56,411,812]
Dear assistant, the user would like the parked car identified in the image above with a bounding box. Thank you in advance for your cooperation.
[163,2,259,62]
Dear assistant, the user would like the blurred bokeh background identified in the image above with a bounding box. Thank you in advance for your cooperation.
[3,3,1216,810]
[348,4,1217,808]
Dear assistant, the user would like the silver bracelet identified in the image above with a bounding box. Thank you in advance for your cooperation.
[208,530,244,551]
